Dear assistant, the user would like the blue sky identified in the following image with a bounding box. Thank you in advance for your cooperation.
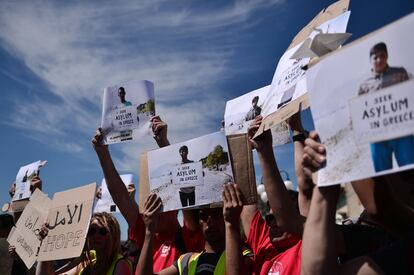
[1,0,413,239]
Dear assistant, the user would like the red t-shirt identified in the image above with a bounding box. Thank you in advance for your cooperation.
[129,214,204,272]
[247,211,302,275]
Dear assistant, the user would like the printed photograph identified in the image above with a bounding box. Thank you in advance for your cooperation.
[13,160,44,201]
[101,80,155,144]
[261,11,351,117]
[147,131,234,211]
[224,86,269,136]
[94,174,134,213]
[307,14,414,186]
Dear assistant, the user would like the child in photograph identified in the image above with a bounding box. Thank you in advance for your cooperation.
[245,96,262,121]
[358,42,414,172]
[178,145,196,207]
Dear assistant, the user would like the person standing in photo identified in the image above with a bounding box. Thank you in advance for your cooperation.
[245,96,262,121]
[178,145,196,207]
[358,42,414,172]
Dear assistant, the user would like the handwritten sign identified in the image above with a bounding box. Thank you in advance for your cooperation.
[7,189,51,269]
[112,105,139,131]
[38,183,96,261]
[349,80,414,144]
[172,162,204,188]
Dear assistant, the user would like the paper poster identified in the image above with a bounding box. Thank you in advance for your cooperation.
[224,85,291,146]
[307,13,414,186]
[172,162,204,188]
[261,11,351,119]
[94,174,133,213]
[147,132,234,211]
[7,189,51,269]
[38,183,96,261]
[101,80,155,144]
[225,86,270,135]
[12,160,47,202]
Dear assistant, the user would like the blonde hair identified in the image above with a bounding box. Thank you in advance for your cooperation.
[82,212,121,274]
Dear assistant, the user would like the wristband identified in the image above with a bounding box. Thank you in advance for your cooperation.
[292,130,309,142]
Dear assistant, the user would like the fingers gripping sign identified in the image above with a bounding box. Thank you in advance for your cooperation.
[142,193,163,235]
[247,116,273,152]
[302,131,326,178]
[222,183,244,225]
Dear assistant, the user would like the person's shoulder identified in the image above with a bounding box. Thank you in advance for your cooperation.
[388,66,407,73]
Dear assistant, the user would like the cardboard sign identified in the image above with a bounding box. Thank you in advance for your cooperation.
[38,183,96,261]
[307,12,414,185]
[146,132,234,211]
[101,80,155,144]
[349,80,414,145]
[140,133,257,211]
[94,174,133,213]
[7,189,51,269]
[254,0,350,138]
[172,162,204,188]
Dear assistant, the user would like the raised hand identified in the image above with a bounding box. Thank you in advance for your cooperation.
[91,128,108,154]
[151,116,169,147]
[222,183,244,225]
[302,131,326,177]
[142,193,163,235]
[247,116,272,152]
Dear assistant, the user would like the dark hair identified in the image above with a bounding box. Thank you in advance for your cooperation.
[370,42,388,57]
[179,145,188,153]
[0,214,14,230]
[252,96,259,103]
[118,87,125,93]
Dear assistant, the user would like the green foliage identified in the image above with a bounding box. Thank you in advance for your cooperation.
[200,145,229,170]
[137,99,155,114]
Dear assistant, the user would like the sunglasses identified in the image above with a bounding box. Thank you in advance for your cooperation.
[88,227,108,237]
[265,213,275,226]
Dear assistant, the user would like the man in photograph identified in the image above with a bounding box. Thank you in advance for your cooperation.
[118,86,132,107]
[178,145,196,207]
[245,96,262,121]
[358,42,414,172]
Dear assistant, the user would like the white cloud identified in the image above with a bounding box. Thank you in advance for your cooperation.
[0,0,284,162]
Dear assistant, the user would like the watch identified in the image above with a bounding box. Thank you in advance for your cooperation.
[292,130,309,142]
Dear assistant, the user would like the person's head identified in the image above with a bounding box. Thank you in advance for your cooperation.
[118,87,126,103]
[252,96,259,108]
[264,210,300,250]
[0,214,14,237]
[179,145,189,161]
[87,212,120,261]
[198,208,225,244]
[370,42,388,74]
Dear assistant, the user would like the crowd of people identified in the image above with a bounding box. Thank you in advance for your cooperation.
[1,111,413,275]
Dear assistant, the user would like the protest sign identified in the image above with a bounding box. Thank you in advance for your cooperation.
[172,162,204,188]
[12,160,47,202]
[224,85,291,146]
[7,189,51,269]
[101,80,155,144]
[253,0,351,138]
[38,183,96,261]
[94,174,133,213]
[349,80,414,145]
[146,132,234,211]
[307,12,414,186]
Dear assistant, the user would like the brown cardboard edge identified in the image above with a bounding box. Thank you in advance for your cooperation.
[227,133,257,205]
[288,0,350,50]
[253,94,310,139]
[138,152,150,213]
